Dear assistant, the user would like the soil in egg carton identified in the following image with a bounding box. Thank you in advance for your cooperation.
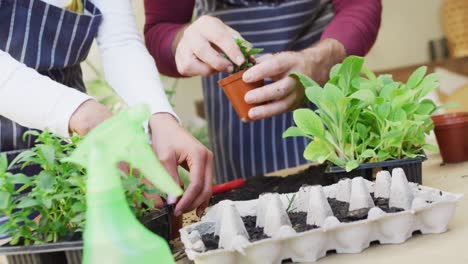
[200,213,318,251]
[200,196,404,250]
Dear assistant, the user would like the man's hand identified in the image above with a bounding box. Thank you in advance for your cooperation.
[174,15,245,77]
[242,38,347,120]
[69,99,113,136]
[149,113,213,217]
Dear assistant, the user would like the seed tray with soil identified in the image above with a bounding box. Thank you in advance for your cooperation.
[180,168,462,264]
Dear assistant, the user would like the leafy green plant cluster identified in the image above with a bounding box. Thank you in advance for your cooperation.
[283,56,441,172]
[0,130,159,245]
[228,39,263,73]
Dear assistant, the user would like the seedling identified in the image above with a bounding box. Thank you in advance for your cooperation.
[0,130,163,245]
[227,39,263,73]
[283,56,442,172]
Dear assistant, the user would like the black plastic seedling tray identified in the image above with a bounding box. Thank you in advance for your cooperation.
[0,149,173,264]
[325,155,427,184]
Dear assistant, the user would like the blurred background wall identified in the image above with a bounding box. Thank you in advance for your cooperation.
[81,0,448,123]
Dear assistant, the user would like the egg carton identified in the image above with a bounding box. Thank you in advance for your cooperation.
[180,168,463,264]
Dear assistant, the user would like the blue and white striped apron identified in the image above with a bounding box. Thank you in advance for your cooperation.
[0,0,101,240]
[197,0,335,183]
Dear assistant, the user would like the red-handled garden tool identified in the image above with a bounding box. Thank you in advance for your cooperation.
[213,178,245,195]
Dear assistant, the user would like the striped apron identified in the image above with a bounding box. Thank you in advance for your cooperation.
[0,0,101,240]
[0,0,101,152]
[196,0,335,183]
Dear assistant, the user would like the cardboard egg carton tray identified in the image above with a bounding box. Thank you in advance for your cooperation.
[180,168,463,264]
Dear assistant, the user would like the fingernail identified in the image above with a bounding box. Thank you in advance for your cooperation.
[243,72,252,82]
[227,65,234,73]
[167,195,177,204]
[245,93,255,103]
[236,56,244,66]
[249,108,258,119]
[174,210,182,217]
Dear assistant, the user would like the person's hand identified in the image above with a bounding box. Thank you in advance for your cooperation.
[69,99,113,136]
[174,15,246,77]
[148,113,213,217]
[242,38,347,120]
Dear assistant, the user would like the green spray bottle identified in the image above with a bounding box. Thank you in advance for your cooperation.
[64,105,183,264]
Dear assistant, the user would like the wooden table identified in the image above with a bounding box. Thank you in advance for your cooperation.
[176,150,468,264]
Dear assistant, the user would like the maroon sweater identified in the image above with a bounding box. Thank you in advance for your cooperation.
[144,0,382,77]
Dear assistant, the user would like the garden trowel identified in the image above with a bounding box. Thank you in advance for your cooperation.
[64,105,183,264]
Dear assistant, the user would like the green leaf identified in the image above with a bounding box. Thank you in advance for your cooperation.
[303,139,330,163]
[437,102,459,109]
[377,103,391,119]
[304,85,323,107]
[290,72,320,89]
[324,83,344,101]
[356,123,369,140]
[17,197,38,208]
[416,101,436,115]
[282,126,309,138]
[8,150,36,169]
[423,144,439,153]
[37,144,55,168]
[0,191,11,209]
[349,90,375,104]
[0,154,7,173]
[329,63,341,79]
[360,149,376,159]
[293,109,325,138]
[338,56,364,93]
[402,102,419,114]
[10,173,31,185]
[345,160,359,172]
[71,202,86,213]
[393,108,407,122]
[377,150,390,161]
[37,171,54,191]
[247,47,263,56]
[407,66,427,88]
[379,82,399,98]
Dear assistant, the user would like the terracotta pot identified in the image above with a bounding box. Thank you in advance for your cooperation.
[431,112,468,163]
[218,70,264,122]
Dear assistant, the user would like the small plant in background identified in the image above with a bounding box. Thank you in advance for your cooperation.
[227,39,263,73]
[284,56,442,172]
[0,130,160,245]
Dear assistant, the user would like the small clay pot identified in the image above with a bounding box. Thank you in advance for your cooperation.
[218,70,264,122]
[432,112,468,163]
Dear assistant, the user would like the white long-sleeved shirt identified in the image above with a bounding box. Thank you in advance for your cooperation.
[0,0,178,138]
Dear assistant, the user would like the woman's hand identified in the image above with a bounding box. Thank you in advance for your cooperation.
[174,15,245,77]
[242,38,347,120]
[148,113,213,217]
[69,99,113,136]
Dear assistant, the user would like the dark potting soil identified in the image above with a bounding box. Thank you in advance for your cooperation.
[327,194,405,223]
[288,212,318,232]
[199,213,318,251]
[210,164,330,205]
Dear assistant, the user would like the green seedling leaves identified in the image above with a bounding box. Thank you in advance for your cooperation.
[283,126,309,138]
[345,160,359,172]
[285,55,438,171]
[0,129,162,245]
[293,109,325,138]
[407,66,427,89]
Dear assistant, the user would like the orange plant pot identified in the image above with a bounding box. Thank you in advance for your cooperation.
[218,70,264,122]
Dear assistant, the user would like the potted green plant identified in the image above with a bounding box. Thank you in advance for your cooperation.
[218,39,264,122]
[283,56,441,183]
[0,130,171,264]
